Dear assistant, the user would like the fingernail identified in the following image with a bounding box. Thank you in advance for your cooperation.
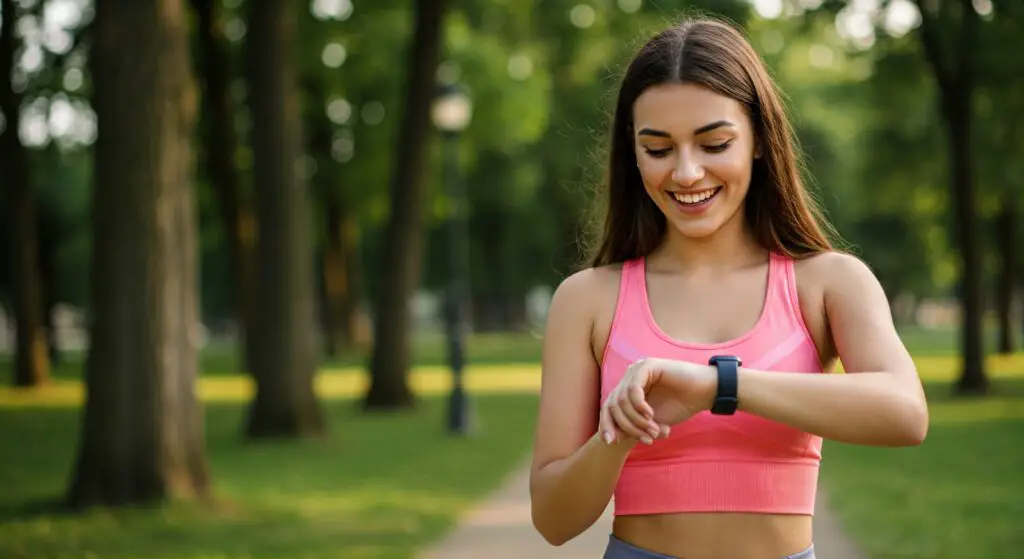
[642,436,653,445]
[603,432,614,444]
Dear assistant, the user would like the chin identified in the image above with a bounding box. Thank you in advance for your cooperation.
[669,218,726,239]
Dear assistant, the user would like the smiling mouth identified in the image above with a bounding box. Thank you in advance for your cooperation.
[670,186,722,207]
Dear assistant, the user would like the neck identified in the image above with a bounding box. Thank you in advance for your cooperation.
[650,212,764,271]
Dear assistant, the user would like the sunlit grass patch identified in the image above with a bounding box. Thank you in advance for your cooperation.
[0,364,543,409]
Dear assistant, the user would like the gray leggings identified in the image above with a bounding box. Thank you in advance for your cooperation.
[603,534,816,559]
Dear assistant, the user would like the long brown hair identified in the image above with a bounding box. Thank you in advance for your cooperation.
[585,16,841,268]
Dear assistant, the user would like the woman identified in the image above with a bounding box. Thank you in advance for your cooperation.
[528,16,928,559]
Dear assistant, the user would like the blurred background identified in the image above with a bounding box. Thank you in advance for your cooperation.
[0,0,1020,558]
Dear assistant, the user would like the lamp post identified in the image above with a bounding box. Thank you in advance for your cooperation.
[431,82,474,435]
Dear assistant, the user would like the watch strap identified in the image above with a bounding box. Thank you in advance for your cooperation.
[709,356,740,415]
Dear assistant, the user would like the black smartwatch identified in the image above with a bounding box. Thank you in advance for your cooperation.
[708,355,741,415]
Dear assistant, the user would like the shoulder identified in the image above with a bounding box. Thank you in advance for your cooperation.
[793,251,883,299]
[550,263,623,309]
[793,250,889,325]
[790,251,885,365]
[548,263,625,356]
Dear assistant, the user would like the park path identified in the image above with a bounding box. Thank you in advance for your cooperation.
[419,458,867,559]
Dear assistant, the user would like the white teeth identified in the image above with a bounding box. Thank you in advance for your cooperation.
[672,188,718,204]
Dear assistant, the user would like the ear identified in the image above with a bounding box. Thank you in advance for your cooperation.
[754,139,763,159]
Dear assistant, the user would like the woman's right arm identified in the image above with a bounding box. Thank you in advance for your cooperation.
[529,269,637,546]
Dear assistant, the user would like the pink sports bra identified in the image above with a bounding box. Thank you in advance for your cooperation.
[600,253,825,516]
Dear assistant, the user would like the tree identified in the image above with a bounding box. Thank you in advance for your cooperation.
[0,0,50,387]
[974,3,1024,355]
[363,0,450,410]
[191,0,257,374]
[995,194,1016,354]
[243,0,325,436]
[912,0,987,394]
[67,0,210,506]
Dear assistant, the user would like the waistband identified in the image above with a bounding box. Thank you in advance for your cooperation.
[614,460,820,515]
[603,534,816,559]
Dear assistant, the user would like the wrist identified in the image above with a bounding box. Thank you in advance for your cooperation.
[699,365,718,411]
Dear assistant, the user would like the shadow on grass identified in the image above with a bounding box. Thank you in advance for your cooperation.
[924,377,1024,400]
[0,498,71,524]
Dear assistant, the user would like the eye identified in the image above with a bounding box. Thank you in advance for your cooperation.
[643,147,672,158]
[703,141,732,154]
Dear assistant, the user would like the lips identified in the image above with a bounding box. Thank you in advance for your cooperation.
[665,186,722,216]
[670,187,721,205]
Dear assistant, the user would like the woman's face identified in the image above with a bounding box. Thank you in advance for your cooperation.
[632,82,758,240]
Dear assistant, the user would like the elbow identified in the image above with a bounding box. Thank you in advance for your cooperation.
[531,507,573,546]
[897,398,929,447]
[908,407,929,446]
[532,503,581,544]
[529,473,580,546]
[531,496,588,547]
[537,527,571,547]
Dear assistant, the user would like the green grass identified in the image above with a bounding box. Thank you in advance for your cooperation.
[0,391,540,559]
[1,329,1022,558]
[821,372,1024,559]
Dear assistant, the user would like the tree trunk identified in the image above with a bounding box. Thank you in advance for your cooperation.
[915,0,987,394]
[191,0,257,375]
[363,0,449,410]
[303,75,360,357]
[1,0,50,387]
[38,199,61,365]
[243,0,325,437]
[322,201,361,355]
[945,88,987,394]
[67,0,209,507]
[996,196,1016,354]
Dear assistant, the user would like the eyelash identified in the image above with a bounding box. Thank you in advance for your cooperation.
[643,141,732,158]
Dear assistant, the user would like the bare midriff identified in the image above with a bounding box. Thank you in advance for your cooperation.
[613,512,813,559]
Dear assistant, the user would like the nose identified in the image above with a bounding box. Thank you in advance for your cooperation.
[671,153,704,187]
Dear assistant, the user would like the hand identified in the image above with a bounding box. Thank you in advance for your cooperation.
[599,357,717,446]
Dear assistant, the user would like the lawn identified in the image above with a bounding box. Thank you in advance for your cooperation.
[822,354,1024,559]
[0,328,1021,558]
[0,351,543,559]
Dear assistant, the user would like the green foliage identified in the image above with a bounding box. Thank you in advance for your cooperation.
[10,0,1023,322]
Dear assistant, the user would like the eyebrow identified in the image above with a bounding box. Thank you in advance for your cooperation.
[637,120,736,138]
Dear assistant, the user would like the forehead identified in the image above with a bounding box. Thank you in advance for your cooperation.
[632,82,749,135]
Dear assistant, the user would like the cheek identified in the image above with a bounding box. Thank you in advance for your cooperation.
[637,158,674,190]
[713,152,754,189]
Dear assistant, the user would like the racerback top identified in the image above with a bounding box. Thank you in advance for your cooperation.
[600,252,825,516]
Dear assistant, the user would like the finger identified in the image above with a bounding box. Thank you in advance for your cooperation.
[600,395,629,444]
[622,388,659,439]
[656,423,672,439]
[628,383,658,432]
[599,401,616,444]
[627,382,654,418]
[610,402,652,444]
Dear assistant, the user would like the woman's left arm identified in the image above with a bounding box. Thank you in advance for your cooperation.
[734,253,928,447]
